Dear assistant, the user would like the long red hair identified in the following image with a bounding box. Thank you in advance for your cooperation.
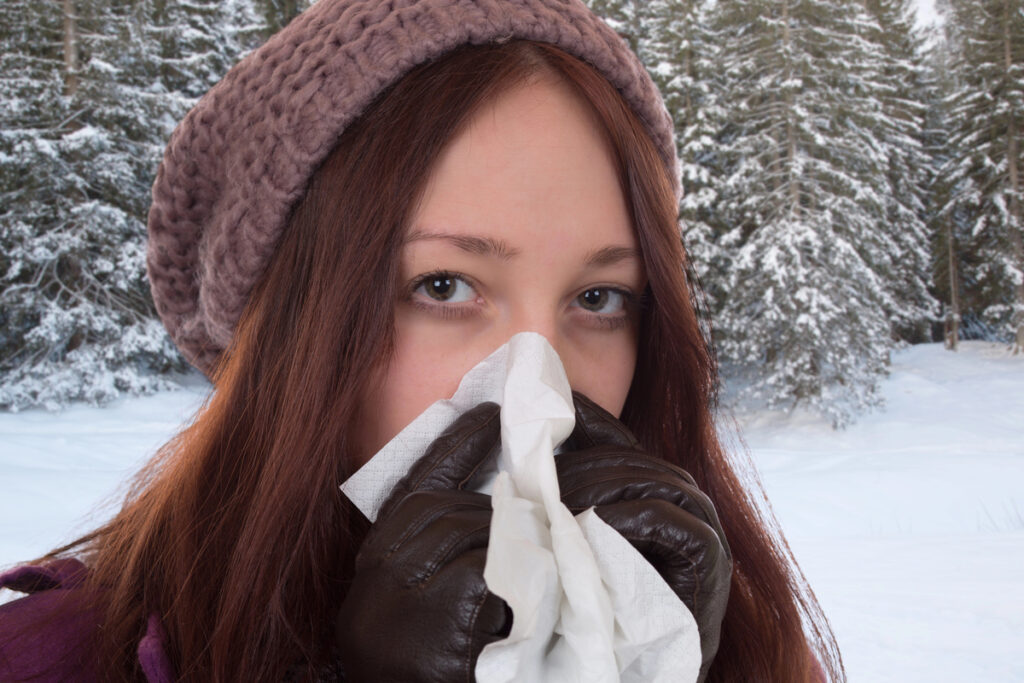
[26,40,843,681]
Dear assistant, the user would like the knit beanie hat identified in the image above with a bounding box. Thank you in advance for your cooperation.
[146,0,680,377]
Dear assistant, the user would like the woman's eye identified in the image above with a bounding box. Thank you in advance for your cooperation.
[414,273,477,303]
[575,288,627,314]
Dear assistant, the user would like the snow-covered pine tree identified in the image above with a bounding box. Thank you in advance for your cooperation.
[922,13,972,349]
[585,0,643,52]
[709,0,900,425]
[0,1,72,389]
[1,0,178,411]
[585,1,727,325]
[938,0,1024,352]
[650,1,731,314]
[862,0,937,343]
[130,0,238,98]
[0,0,258,411]
[250,0,307,36]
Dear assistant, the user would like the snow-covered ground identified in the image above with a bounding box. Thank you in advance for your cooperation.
[729,341,1024,682]
[1,341,1021,681]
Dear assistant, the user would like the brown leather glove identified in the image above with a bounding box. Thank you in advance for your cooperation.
[556,392,732,683]
[335,402,511,683]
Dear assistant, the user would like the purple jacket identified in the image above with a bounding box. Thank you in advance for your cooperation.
[2,562,829,681]
[0,560,174,682]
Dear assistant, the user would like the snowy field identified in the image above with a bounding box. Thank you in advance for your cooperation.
[1,341,1021,681]
[730,342,1024,681]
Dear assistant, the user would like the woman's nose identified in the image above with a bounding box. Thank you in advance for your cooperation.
[502,306,573,372]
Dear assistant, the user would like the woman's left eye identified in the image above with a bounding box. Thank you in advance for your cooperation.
[574,287,628,315]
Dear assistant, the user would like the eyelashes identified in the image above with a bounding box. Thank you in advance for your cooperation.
[411,271,478,305]
[406,270,481,321]
[404,269,642,330]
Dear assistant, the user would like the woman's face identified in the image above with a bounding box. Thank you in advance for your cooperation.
[353,75,646,463]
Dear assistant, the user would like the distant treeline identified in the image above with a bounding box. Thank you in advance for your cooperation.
[1,0,1021,425]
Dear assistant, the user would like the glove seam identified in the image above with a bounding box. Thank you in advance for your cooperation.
[465,586,495,683]
[419,519,491,583]
[560,474,705,515]
[560,475,720,540]
[566,450,699,486]
[382,497,486,559]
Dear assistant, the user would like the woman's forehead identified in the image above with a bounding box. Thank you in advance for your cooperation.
[408,78,635,253]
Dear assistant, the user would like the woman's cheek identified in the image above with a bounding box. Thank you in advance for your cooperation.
[559,331,637,418]
[369,314,486,450]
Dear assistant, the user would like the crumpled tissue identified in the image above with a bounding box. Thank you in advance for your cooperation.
[340,332,701,683]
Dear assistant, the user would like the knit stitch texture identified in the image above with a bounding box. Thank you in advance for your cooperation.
[146,0,680,375]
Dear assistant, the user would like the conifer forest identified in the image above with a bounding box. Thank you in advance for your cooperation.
[1,0,1022,425]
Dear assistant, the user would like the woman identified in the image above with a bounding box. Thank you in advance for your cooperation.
[0,1,844,681]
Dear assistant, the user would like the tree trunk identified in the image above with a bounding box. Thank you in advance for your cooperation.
[683,30,692,119]
[1004,0,1024,352]
[945,214,960,351]
[782,0,801,217]
[62,0,78,97]
[1008,137,1024,353]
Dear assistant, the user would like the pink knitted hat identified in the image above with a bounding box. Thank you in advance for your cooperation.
[146,0,681,376]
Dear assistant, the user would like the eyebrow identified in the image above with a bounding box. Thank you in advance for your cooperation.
[405,229,641,268]
[405,230,521,261]
[583,245,641,268]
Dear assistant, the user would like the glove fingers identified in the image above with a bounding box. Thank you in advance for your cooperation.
[557,446,698,488]
[560,468,725,551]
[563,391,642,451]
[380,401,501,520]
[595,499,731,607]
[593,499,731,669]
[404,547,510,683]
[562,470,706,521]
[434,547,512,648]
[339,545,507,683]
[395,506,493,583]
[360,490,492,571]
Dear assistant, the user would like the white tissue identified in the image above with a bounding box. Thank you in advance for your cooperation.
[340,332,701,683]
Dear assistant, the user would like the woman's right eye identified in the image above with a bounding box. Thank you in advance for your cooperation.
[412,272,477,303]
